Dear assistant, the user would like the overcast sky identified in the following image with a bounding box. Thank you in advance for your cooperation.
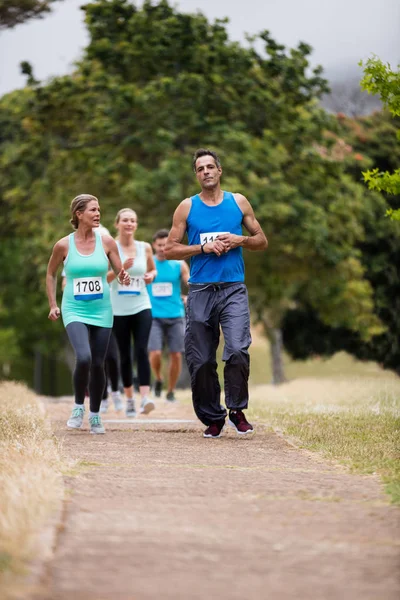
[1,0,399,96]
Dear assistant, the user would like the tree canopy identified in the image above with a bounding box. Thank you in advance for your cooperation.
[0,0,63,29]
[0,0,397,385]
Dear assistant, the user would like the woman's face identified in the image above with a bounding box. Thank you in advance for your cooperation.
[116,210,138,235]
[78,200,100,228]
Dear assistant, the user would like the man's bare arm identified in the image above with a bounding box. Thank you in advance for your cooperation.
[217,194,268,252]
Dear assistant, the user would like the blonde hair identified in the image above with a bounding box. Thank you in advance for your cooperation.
[70,194,99,230]
[115,208,137,225]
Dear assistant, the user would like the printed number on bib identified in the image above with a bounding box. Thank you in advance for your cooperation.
[73,277,103,301]
[118,277,142,296]
[152,282,173,297]
[199,231,229,245]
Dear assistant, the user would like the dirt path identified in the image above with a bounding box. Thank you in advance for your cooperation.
[35,393,399,600]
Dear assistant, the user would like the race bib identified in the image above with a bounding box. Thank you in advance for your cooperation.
[199,231,229,245]
[118,276,142,295]
[152,282,173,297]
[73,277,103,301]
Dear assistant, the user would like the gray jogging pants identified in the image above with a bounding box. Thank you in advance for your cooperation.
[185,282,252,426]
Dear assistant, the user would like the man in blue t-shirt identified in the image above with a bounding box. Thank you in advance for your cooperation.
[148,229,190,403]
[165,148,268,438]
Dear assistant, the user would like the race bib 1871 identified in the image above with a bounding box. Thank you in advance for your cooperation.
[199,231,229,245]
[152,282,173,297]
[73,277,103,301]
[118,277,142,296]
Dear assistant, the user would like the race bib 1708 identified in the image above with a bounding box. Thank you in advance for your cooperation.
[118,277,142,296]
[73,277,103,301]
[152,282,173,297]
[199,231,229,245]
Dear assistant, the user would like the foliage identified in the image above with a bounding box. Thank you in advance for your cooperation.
[360,58,400,217]
[0,0,62,29]
[0,0,390,384]
[283,111,400,374]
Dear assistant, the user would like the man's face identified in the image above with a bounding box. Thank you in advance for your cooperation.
[195,155,222,190]
[153,237,167,260]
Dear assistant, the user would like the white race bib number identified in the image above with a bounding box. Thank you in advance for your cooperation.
[152,282,173,297]
[118,277,142,295]
[73,277,103,301]
[200,231,229,245]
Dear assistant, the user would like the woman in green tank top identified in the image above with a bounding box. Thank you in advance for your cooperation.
[46,194,130,434]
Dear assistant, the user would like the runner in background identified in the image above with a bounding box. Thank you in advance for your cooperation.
[46,194,129,434]
[109,208,157,418]
[165,149,268,438]
[148,229,189,403]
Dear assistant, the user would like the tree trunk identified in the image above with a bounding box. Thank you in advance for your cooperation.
[269,328,287,385]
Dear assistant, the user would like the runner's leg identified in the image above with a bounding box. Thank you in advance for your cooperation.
[185,288,225,425]
[65,322,92,405]
[88,326,112,414]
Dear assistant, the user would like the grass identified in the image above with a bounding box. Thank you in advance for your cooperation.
[0,381,63,598]
[247,378,400,504]
[216,327,400,503]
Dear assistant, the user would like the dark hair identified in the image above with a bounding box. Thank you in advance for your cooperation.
[152,228,169,242]
[192,148,221,172]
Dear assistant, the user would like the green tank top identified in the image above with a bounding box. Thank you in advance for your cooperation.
[61,231,113,328]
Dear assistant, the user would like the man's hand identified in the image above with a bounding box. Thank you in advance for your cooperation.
[48,306,61,321]
[203,239,228,256]
[215,233,243,251]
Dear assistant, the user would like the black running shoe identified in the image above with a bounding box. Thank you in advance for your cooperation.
[154,380,163,398]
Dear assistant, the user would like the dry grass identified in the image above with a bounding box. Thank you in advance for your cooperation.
[0,381,63,598]
[247,377,400,503]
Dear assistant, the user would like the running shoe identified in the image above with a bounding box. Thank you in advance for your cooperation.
[203,420,225,438]
[228,410,254,435]
[67,405,85,429]
[154,380,163,398]
[166,391,177,403]
[111,391,123,412]
[100,399,109,413]
[89,414,105,434]
[140,397,155,415]
[125,398,137,418]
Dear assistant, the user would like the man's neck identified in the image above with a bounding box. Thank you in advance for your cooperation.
[199,186,223,204]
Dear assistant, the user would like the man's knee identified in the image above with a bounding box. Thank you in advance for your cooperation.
[150,350,162,360]
[224,347,249,365]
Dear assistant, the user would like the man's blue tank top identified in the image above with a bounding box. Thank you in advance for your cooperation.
[187,192,244,283]
[148,258,185,318]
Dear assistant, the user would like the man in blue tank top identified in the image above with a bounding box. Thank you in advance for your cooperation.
[148,229,190,402]
[165,148,268,438]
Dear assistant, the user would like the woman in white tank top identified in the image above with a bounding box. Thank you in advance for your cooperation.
[108,208,157,417]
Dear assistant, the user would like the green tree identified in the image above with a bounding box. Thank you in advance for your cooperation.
[0,0,384,386]
[360,57,400,216]
[0,0,63,29]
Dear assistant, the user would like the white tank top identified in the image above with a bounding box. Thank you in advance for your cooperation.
[110,240,152,316]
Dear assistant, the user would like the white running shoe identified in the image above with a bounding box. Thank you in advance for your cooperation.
[100,399,109,413]
[89,414,105,434]
[112,391,124,412]
[140,397,155,415]
[67,405,85,429]
[125,398,137,418]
